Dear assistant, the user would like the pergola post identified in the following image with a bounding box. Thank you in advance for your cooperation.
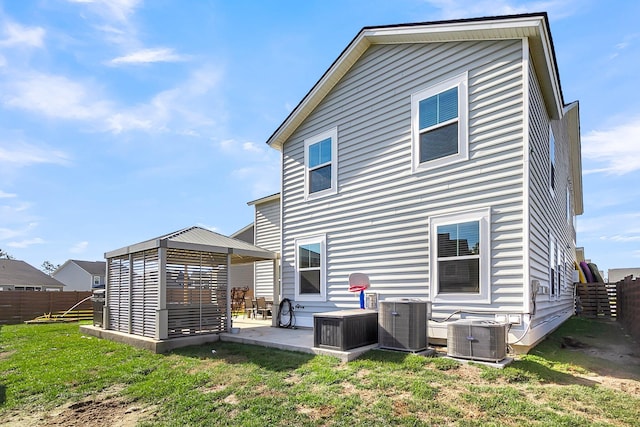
[103,258,110,330]
[156,247,168,340]
[226,252,232,332]
[271,254,280,327]
[128,253,133,334]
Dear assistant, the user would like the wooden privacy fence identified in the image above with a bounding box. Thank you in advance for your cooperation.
[575,282,617,317]
[616,276,640,344]
[0,291,93,325]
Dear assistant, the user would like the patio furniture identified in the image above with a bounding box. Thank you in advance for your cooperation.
[231,287,249,316]
[256,297,271,319]
[244,297,256,319]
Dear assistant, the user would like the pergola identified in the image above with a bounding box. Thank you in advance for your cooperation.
[103,226,277,341]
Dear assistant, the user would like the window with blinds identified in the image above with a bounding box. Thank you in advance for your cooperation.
[411,73,468,172]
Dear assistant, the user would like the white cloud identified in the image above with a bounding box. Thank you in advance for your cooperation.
[105,65,223,134]
[67,0,141,24]
[231,162,280,199]
[70,241,89,254]
[196,223,218,232]
[218,139,267,156]
[0,141,70,167]
[109,47,189,65]
[0,190,17,198]
[599,234,640,243]
[582,117,640,175]
[1,71,112,120]
[106,113,154,133]
[0,223,36,241]
[7,237,45,248]
[424,0,580,20]
[1,64,223,135]
[0,21,45,48]
[578,211,640,238]
[242,142,265,154]
[609,33,639,59]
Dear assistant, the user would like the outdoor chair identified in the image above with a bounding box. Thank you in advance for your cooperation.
[256,297,271,319]
[244,297,256,319]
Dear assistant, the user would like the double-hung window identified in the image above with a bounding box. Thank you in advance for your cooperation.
[430,208,490,303]
[412,73,468,171]
[295,235,326,301]
[304,128,337,199]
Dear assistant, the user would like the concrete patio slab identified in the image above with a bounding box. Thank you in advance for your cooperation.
[222,317,377,362]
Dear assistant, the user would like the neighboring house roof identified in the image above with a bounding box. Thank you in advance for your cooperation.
[55,260,106,276]
[267,13,563,151]
[230,223,254,239]
[105,226,276,264]
[247,192,280,206]
[0,259,66,288]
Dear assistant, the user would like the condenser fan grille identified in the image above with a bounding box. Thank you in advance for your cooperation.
[447,320,506,362]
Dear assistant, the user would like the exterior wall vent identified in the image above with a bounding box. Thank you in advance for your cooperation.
[378,300,427,352]
[447,320,507,362]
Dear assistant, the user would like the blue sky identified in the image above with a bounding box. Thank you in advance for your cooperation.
[1,0,638,278]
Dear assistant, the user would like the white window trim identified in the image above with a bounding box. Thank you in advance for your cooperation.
[411,72,469,173]
[549,233,559,301]
[429,207,491,304]
[304,127,338,201]
[294,234,327,302]
[566,184,571,225]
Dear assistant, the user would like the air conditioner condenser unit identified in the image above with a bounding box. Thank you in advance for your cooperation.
[447,320,507,362]
[378,300,427,352]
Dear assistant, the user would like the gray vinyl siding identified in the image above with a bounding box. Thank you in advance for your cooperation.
[53,263,92,291]
[254,198,281,299]
[230,264,254,293]
[527,62,576,328]
[281,40,527,327]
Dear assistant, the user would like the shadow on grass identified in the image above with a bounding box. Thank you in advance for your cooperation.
[0,384,5,405]
[510,358,600,386]
[170,341,315,372]
[525,316,640,383]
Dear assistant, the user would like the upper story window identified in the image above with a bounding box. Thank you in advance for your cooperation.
[549,124,556,193]
[430,208,490,304]
[294,235,326,302]
[304,127,338,200]
[412,72,468,172]
[93,275,101,286]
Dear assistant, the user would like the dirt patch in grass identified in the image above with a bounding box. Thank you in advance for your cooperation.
[0,387,157,427]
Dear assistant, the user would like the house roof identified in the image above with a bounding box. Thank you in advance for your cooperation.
[0,259,66,288]
[55,260,106,276]
[105,226,276,264]
[230,223,254,239]
[247,192,280,206]
[266,13,564,151]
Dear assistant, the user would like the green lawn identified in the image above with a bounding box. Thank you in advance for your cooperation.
[1,317,639,426]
